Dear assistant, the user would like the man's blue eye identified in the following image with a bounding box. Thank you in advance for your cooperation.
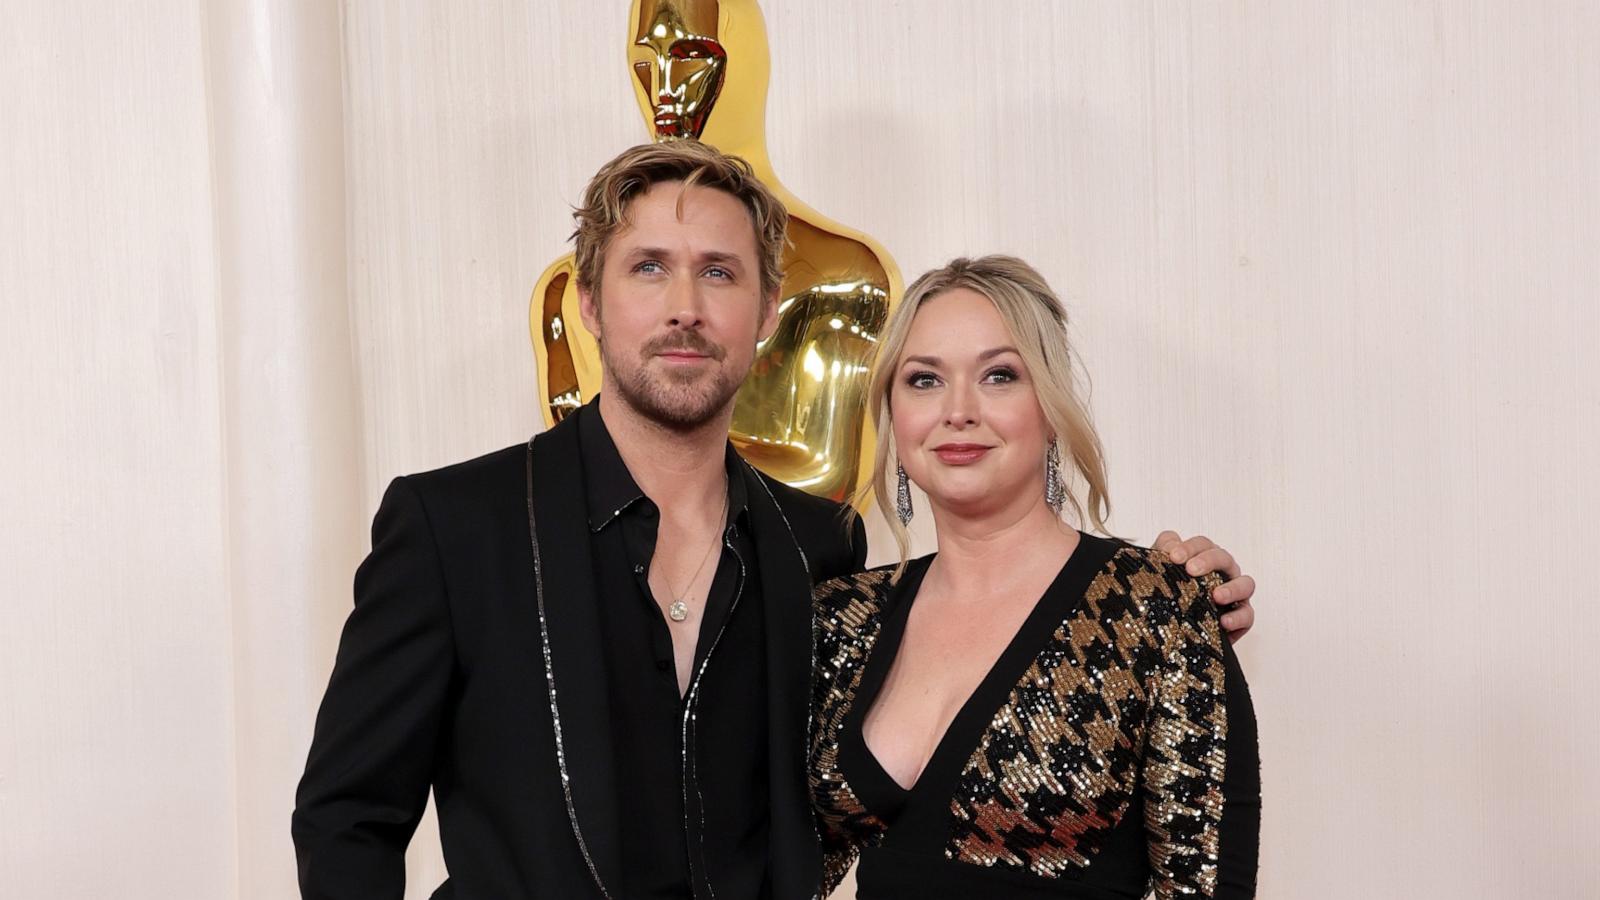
[705,266,732,279]
[635,261,663,274]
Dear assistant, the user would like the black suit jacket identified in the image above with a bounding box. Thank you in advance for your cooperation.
[293,412,866,900]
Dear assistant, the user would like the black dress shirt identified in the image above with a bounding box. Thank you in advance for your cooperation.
[579,405,771,900]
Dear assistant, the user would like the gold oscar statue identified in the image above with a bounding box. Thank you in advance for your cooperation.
[530,0,901,500]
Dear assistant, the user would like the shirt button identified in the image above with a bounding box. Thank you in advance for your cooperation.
[633,564,645,575]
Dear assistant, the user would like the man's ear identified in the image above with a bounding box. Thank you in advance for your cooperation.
[578,285,601,337]
[756,289,780,342]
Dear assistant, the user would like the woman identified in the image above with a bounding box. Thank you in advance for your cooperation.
[810,256,1259,899]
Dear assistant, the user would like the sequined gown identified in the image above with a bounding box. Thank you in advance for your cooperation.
[809,534,1259,899]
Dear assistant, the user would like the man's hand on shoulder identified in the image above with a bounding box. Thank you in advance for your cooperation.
[1152,531,1255,643]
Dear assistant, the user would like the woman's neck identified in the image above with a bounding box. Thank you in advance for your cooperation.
[925,495,1080,599]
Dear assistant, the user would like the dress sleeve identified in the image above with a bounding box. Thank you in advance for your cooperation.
[1214,636,1261,897]
[811,575,870,896]
[1142,571,1260,898]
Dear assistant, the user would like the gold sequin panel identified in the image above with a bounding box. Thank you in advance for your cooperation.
[945,548,1228,897]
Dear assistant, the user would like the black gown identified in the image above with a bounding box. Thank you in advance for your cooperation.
[809,533,1259,899]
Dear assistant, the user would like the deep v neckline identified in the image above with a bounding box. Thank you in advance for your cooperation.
[839,534,1118,845]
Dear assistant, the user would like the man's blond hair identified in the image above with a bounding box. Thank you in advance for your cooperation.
[572,141,788,300]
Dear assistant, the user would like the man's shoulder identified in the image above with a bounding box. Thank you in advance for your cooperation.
[741,463,865,580]
[746,465,854,546]
[398,442,528,509]
[385,441,531,531]
[749,466,848,520]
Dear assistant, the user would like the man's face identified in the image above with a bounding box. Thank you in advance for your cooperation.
[631,0,727,139]
[580,180,777,430]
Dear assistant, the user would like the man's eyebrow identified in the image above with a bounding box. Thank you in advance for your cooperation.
[620,245,671,259]
[697,250,745,267]
[619,246,746,267]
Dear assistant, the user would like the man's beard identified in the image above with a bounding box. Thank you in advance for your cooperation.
[601,329,743,431]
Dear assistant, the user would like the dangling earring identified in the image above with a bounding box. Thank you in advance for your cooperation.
[1044,440,1066,515]
[895,462,914,525]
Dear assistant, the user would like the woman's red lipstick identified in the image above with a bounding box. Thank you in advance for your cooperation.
[933,443,992,464]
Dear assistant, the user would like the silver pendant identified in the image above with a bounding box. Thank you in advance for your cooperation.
[668,599,689,622]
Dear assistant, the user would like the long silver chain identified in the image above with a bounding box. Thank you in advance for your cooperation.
[660,482,728,623]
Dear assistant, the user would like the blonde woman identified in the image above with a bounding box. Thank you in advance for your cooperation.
[810,256,1259,898]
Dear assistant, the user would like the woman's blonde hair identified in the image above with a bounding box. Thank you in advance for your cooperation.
[854,255,1111,576]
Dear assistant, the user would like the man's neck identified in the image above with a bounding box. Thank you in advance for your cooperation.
[597,391,731,512]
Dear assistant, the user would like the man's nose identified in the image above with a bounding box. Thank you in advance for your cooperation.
[665,275,704,328]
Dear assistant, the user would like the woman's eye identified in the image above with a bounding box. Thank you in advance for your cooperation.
[906,371,940,389]
[982,367,1018,384]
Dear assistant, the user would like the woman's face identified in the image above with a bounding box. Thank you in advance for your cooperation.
[890,288,1053,520]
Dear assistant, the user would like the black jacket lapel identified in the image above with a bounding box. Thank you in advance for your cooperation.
[742,465,825,899]
[527,419,622,898]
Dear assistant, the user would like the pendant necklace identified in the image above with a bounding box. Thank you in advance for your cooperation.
[663,491,728,623]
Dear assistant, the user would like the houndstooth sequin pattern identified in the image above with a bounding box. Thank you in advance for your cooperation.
[809,548,1228,899]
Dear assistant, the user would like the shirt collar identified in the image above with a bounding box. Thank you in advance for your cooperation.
[578,397,750,533]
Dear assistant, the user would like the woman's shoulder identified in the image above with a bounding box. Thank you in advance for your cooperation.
[1090,537,1224,626]
[813,562,897,612]
[813,555,929,634]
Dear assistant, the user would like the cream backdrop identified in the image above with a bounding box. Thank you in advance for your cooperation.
[2,1,1596,898]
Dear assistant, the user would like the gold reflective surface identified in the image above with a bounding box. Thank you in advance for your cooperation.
[530,0,901,500]
[631,0,726,139]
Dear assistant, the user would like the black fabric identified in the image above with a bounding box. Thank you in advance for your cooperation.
[292,398,868,900]
[855,841,1147,900]
[578,405,769,900]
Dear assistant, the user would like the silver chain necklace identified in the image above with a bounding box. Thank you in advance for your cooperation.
[662,488,728,623]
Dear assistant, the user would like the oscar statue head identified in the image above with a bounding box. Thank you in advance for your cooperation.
[628,0,772,152]
[631,0,727,140]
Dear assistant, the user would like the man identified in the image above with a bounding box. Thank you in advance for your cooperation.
[292,141,1256,899]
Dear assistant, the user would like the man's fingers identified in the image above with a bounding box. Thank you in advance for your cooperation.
[1212,574,1256,606]
[1155,532,1255,642]
[1159,532,1215,564]
[1174,535,1218,565]
[1221,601,1254,643]
[1182,546,1239,580]
[1152,530,1182,556]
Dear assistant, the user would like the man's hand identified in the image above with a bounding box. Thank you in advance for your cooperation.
[1153,531,1255,643]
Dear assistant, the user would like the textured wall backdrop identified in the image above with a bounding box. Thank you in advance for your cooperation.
[3,1,1597,897]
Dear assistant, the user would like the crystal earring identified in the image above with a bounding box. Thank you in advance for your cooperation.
[895,462,914,525]
[1044,440,1066,515]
